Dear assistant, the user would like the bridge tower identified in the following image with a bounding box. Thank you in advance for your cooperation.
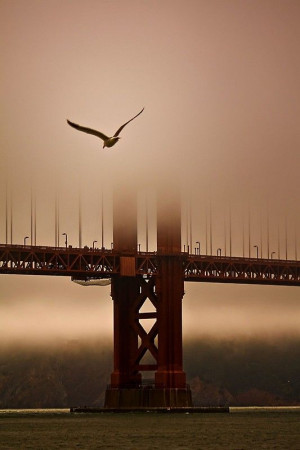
[104,185,192,408]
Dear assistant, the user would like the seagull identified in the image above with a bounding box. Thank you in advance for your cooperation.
[67,107,144,148]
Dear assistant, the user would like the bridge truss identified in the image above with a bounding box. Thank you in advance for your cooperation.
[0,244,299,286]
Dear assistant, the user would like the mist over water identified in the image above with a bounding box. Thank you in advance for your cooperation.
[0,275,299,346]
[0,0,299,350]
[1,334,299,410]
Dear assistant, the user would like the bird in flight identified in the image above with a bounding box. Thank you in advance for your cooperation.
[67,107,144,148]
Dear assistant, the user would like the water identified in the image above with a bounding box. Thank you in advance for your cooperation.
[0,408,299,449]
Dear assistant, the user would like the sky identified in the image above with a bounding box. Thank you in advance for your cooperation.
[0,0,299,346]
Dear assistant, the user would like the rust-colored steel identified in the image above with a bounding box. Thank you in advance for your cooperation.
[157,188,181,254]
[155,186,187,389]
[1,182,300,408]
[109,187,159,398]
[113,185,137,253]
[0,245,300,285]
[184,255,300,285]
[155,255,186,388]
[110,275,142,387]
[106,185,190,406]
[108,275,159,389]
[110,187,139,388]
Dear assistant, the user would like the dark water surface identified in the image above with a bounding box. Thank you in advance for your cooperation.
[0,408,299,449]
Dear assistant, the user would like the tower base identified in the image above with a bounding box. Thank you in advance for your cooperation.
[104,386,193,409]
[70,406,229,413]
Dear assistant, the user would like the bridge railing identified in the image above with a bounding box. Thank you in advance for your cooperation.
[0,243,299,285]
[184,255,300,285]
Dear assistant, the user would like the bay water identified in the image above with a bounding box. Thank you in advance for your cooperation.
[0,407,299,449]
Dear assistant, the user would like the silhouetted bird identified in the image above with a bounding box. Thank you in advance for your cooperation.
[67,107,144,148]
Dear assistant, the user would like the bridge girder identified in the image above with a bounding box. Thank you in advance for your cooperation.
[1,244,299,286]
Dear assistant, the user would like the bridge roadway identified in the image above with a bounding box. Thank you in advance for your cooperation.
[0,244,299,286]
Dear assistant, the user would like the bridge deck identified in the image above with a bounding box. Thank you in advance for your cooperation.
[0,244,299,286]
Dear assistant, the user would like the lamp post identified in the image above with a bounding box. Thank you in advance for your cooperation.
[196,241,200,255]
[253,245,259,259]
[138,243,141,253]
[93,240,97,250]
[62,232,68,249]
[24,236,29,246]
[217,248,222,257]
[271,251,276,259]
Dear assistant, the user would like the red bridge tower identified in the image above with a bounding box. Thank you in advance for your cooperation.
[104,185,192,408]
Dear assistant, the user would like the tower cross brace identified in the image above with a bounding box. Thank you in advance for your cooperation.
[104,186,192,408]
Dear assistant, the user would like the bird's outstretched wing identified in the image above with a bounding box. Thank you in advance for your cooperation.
[113,107,144,137]
[67,120,109,142]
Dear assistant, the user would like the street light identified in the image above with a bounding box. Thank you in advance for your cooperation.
[93,240,97,250]
[24,236,29,246]
[138,243,141,253]
[271,251,276,259]
[217,248,222,257]
[111,242,114,250]
[196,241,200,255]
[62,232,68,249]
[253,245,259,259]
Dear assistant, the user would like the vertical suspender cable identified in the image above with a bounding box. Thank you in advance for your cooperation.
[57,196,60,247]
[260,207,263,259]
[146,190,149,253]
[34,193,36,245]
[54,200,56,247]
[224,212,227,257]
[295,217,298,261]
[5,183,8,244]
[210,200,212,256]
[55,193,57,247]
[79,190,82,248]
[101,189,104,248]
[242,207,245,258]
[267,203,270,260]
[31,187,33,246]
[229,204,232,258]
[278,223,280,260]
[285,215,288,260]
[10,190,13,245]
[248,206,251,258]
[189,198,192,255]
[186,199,189,253]
[205,204,208,255]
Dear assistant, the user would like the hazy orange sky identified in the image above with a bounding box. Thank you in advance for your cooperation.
[0,0,299,344]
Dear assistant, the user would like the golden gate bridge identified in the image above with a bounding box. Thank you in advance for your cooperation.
[0,185,299,411]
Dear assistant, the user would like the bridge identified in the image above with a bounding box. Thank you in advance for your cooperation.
[1,186,299,410]
[1,244,299,286]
